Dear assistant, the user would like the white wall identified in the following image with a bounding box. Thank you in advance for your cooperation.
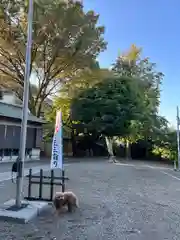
[1,92,22,105]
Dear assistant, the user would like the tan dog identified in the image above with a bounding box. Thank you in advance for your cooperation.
[53,191,79,214]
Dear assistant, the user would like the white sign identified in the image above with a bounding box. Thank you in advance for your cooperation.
[50,110,63,169]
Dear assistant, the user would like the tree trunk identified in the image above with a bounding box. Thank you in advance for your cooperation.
[105,136,116,163]
[125,139,131,160]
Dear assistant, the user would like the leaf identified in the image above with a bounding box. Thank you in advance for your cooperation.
[0,0,106,117]
[71,76,146,137]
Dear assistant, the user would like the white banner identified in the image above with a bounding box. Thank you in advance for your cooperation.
[50,110,63,169]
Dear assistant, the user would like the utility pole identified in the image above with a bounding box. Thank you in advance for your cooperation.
[15,0,33,208]
[176,106,180,171]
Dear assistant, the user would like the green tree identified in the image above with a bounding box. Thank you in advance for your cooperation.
[112,44,164,158]
[0,0,106,116]
[59,67,113,98]
[150,117,177,162]
[152,129,177,162]
[45,68,112,133]
[71,76,145,162]
[44,67,113,155]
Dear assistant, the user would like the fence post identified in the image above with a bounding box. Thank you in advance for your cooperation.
[39,169,43,199]
[62,170,65,192]
[50,170,54,201]
[28,168,32,198]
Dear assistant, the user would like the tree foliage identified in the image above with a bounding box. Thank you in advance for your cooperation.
[45,68,112,128]
[148,116,177,162]
[0,0,106,116]
[113,45,164,111]
[71,76,146,158]
[152,128,177,161]
[112,45,164,158]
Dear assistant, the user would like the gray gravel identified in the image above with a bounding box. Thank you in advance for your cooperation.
[0,159,50,173]
[0,161,180,239]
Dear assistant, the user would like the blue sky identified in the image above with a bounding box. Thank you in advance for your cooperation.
[83,0,180,127]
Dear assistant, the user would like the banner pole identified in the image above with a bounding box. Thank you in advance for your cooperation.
[15,0,33,208]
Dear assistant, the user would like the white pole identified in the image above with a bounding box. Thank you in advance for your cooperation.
[176,106,180,171]
[15,0,33,208]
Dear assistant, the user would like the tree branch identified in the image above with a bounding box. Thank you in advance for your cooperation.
[0,67,21,85]
[0,47,24,83]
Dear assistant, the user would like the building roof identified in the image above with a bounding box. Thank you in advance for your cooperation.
[0,102,45,124]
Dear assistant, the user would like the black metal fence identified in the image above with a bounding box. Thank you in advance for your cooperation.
[24,168,69,202]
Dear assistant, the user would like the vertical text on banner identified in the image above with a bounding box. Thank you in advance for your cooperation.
[50,110,63,169]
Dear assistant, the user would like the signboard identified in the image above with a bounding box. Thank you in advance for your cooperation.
[50,110,63,169]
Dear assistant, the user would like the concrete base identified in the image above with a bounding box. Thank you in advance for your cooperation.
[0,199,49,223]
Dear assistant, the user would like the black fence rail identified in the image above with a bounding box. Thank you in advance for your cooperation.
[24,168,69,202]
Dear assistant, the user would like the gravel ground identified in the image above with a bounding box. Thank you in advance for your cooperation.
[0,161,180,239]
[0,159,50,173]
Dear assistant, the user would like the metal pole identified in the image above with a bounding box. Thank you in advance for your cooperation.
[15,0,33,208]
[176,106,180,171]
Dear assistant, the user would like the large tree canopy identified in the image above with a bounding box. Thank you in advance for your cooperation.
[113,44,164,113]
[0,0,106,116]
[45,68,112,128]
[112,45,164,158]
[71,76,146,160]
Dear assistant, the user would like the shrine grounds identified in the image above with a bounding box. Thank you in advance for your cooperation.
[0,160,180,240]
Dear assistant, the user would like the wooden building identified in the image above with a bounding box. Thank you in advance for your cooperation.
[0,102,45,161]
